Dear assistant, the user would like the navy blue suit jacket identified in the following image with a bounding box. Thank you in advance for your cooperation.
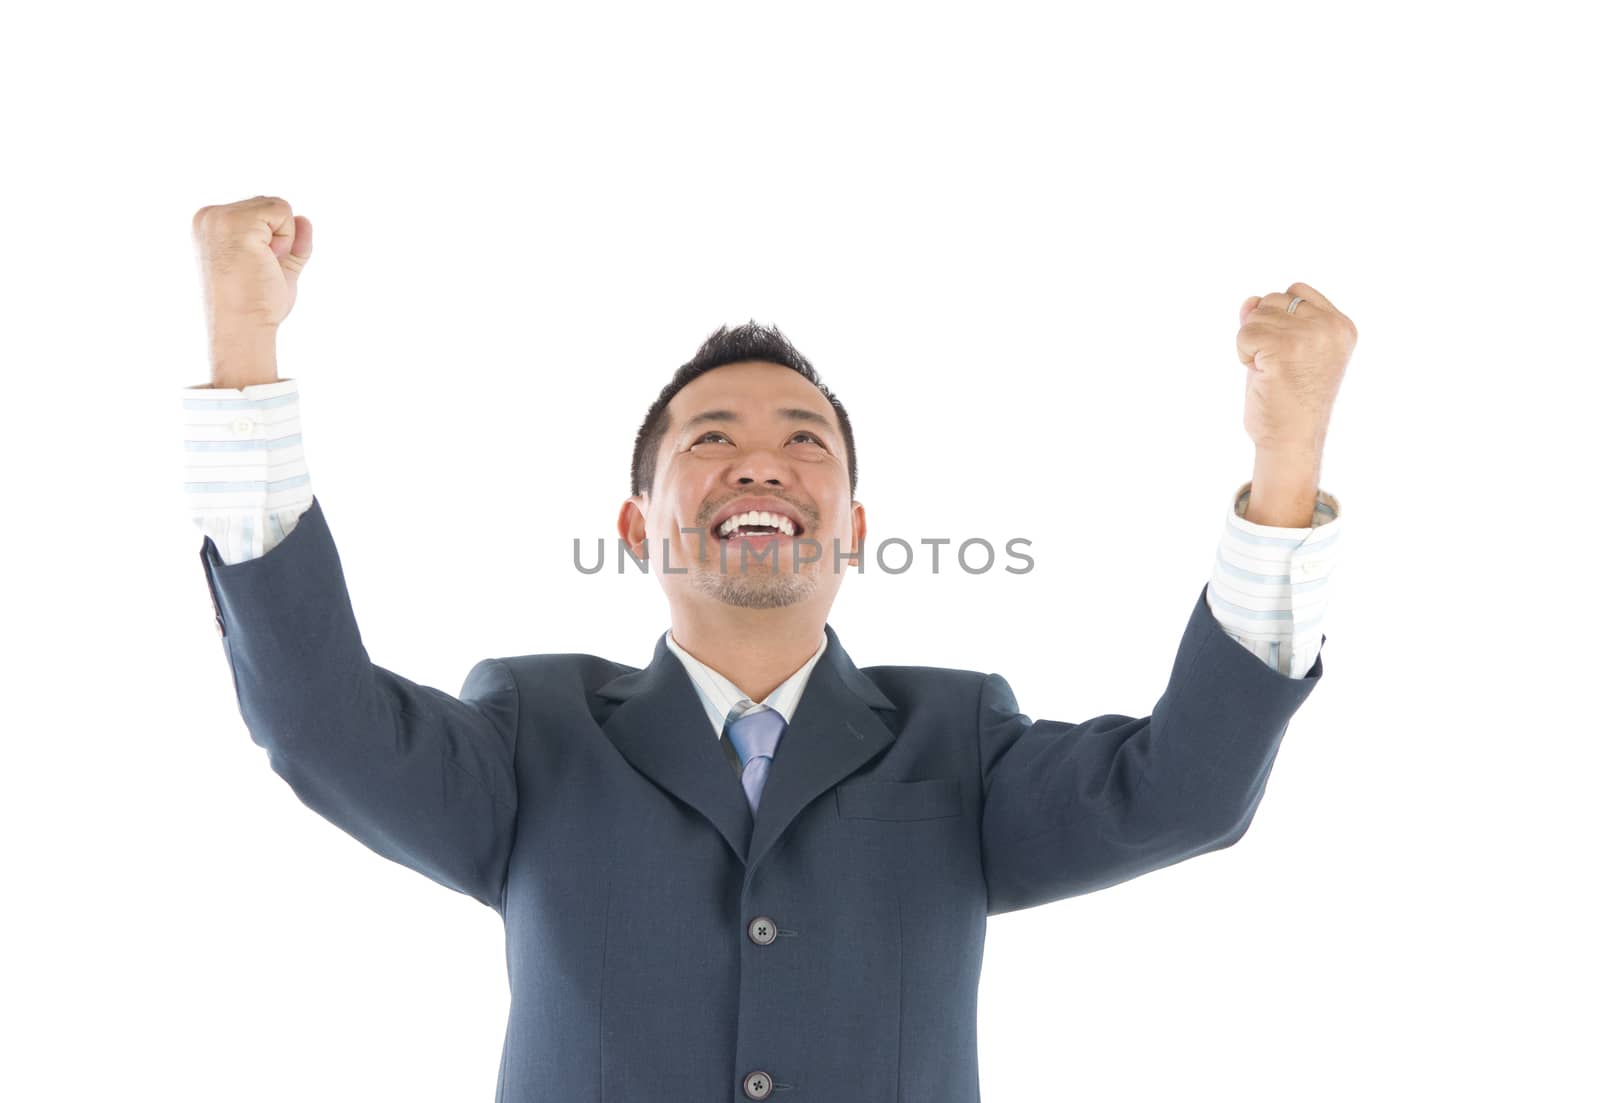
[199,496,1324,1101]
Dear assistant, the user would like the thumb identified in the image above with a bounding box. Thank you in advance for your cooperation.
[275,215,313,280]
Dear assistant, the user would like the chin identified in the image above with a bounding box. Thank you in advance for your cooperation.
[693,571,816,610]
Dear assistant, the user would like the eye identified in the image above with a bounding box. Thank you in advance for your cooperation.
[691,430,824,448]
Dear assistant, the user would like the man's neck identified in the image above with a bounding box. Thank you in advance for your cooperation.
[668,606,827,704]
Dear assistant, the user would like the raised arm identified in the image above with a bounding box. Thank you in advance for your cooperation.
[188,198,520,912]
[981,281,1355,914]
[979,582,1323,915]
[199,497,520,911]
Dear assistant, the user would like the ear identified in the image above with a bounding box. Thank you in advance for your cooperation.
[847,500,867,562]
[617,495,649,559]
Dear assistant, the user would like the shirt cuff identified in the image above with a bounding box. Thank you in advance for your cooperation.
[182,378,314,562]
[1206,480,1341,679]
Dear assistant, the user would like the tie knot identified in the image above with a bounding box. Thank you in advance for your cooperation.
[724,707,787,766]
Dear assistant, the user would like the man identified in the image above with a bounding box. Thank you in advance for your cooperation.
[185,196,1350,1101]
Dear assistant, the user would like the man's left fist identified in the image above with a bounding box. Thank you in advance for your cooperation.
[1236,281,1356,455]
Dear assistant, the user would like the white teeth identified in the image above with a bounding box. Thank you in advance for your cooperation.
[717,510,796,537]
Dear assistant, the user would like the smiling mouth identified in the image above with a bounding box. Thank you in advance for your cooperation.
[715,525,798,542]
[712,511,805,541]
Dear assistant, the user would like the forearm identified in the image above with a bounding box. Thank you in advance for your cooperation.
[206,326,279,389]
[1244,446,1323,527]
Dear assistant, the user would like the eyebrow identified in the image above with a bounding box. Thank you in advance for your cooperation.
[681,408,834,433]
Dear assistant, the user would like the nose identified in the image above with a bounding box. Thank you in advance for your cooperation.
[729,445,790,488]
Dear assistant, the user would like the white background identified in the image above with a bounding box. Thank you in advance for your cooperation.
[3,1,1594,1100]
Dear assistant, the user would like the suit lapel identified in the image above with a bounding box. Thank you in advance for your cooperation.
[593,623,898,872]
[594,631,755,864]
[744,624,897,873]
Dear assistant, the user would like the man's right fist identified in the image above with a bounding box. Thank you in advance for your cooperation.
[191,196,313,334]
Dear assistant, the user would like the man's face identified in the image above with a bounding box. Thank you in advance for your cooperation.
[619,360,865,614]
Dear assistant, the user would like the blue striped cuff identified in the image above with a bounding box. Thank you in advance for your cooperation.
[181,377,314,564]
[1207,480,1341,679]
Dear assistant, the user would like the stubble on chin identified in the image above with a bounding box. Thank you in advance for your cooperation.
[689,560,816,609]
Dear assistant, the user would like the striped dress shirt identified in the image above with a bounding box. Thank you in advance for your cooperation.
[665,631,829,776]
[182,378,1341,702]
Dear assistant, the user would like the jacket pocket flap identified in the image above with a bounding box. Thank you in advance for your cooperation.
[836,777,961,821]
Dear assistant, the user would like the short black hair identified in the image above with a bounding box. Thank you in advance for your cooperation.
[630,321,858,500]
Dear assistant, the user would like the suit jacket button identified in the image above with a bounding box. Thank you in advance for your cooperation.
[743,1070,774,1099]
[747,915,777,945]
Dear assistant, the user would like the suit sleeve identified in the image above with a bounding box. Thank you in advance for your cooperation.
[979,581,1323,916]
[199,494,520,913]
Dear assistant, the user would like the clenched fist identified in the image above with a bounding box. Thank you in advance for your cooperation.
[191,196,313,388]
[1236,281,1356,456]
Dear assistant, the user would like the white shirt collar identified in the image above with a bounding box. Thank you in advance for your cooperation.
[663,629,829,739]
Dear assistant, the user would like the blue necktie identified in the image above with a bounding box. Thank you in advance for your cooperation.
[724,708,787,814]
